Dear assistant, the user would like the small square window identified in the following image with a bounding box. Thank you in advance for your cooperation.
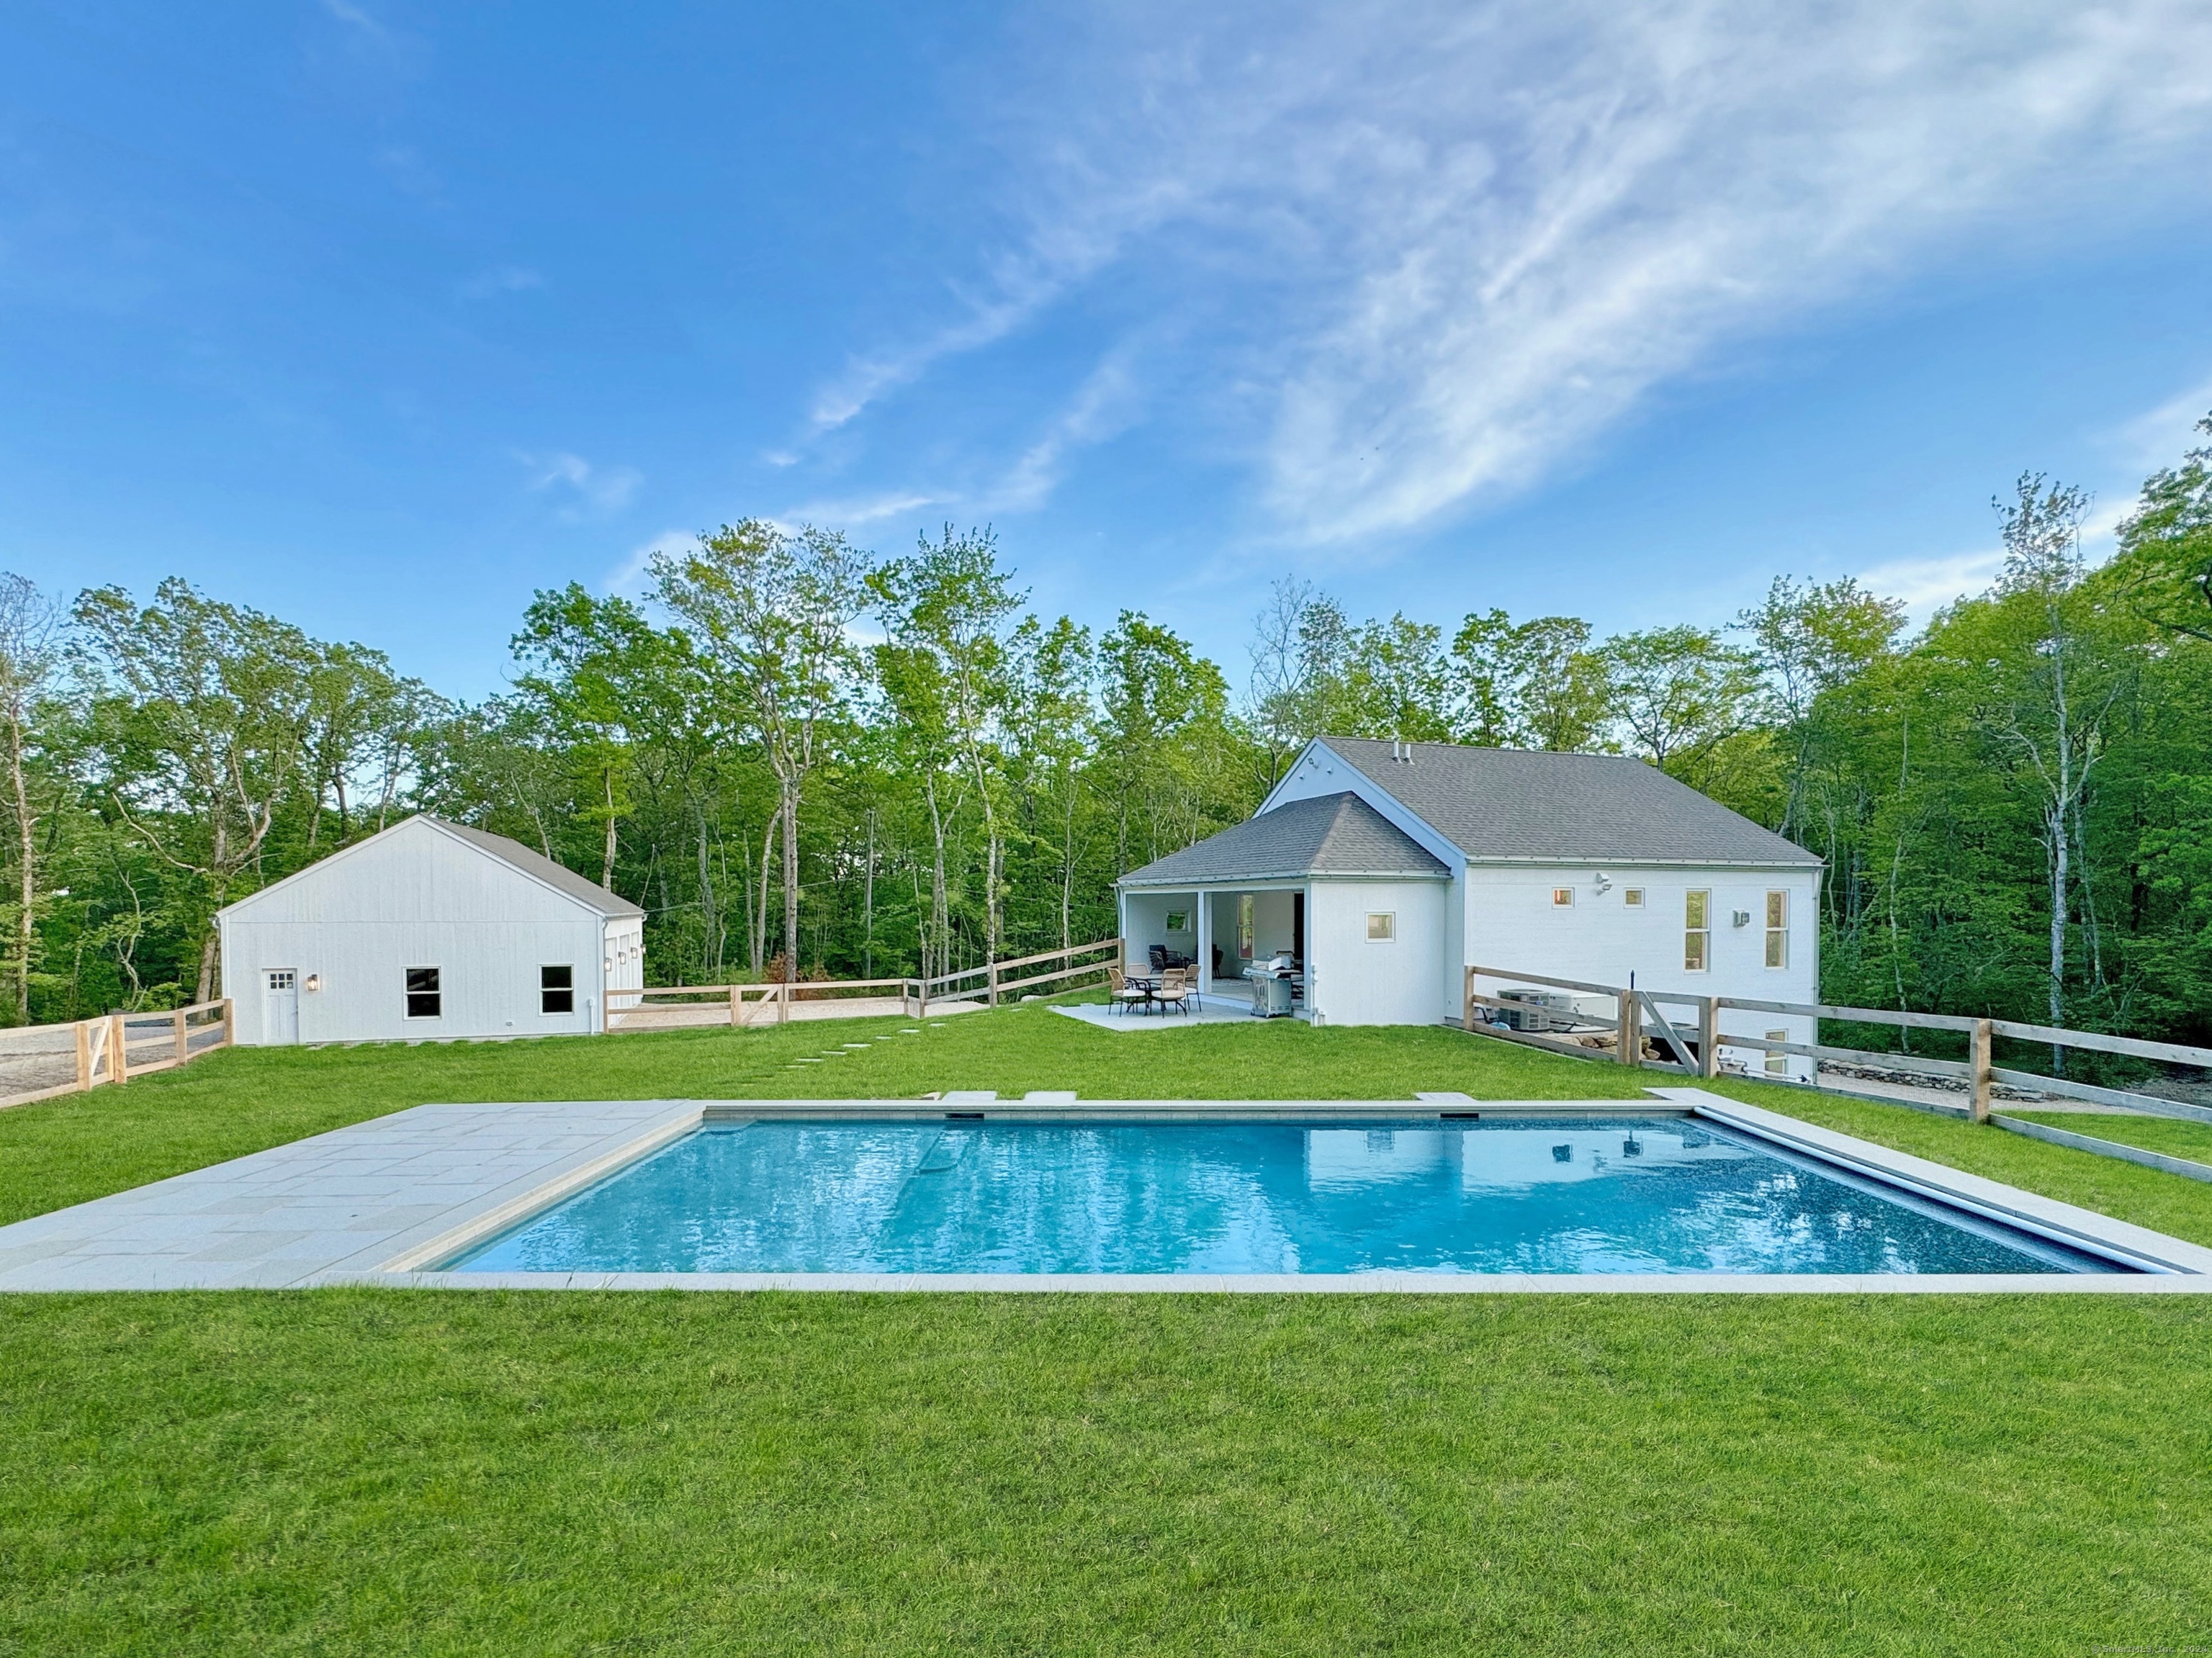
[541,964,575,1015]
[1552,888,1575,908]
[1623,888,1644,907]
[1367,912,1395,941]
[405,966,442,1019]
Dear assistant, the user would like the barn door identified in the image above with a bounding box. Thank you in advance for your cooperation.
[263,968,300,1045]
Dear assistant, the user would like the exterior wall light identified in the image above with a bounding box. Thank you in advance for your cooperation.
[305,974,323,992]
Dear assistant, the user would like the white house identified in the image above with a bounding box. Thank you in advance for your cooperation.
[1116,736,1822,1076]
[217,815,645,1046]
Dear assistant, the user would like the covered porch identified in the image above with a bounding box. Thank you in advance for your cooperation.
[1116,883,1309,1015]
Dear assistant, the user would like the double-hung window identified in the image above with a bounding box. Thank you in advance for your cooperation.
[405,967,442,1019]
[1683,891,1711,973]
[1764,891,1789,968]
[541,965,575,1014]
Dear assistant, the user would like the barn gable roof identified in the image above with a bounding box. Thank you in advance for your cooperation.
[1118,792,1449,887]
[431,821,646,918]
[1305,737,1820,868]
[215,814,644,920]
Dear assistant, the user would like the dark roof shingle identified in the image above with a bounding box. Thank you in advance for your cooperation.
[1118,792,1449,886]
[1311,738,1820,867]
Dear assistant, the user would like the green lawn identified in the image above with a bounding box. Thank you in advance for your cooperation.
[9,1002,2212,1653]
[6,1291,2211,1654]
[2008,1107,2212,1169]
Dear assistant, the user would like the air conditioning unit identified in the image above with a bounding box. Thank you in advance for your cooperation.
[1496,988,1576,1032]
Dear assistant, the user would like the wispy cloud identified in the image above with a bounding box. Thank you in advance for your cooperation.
[603,528,696,594]
[519,450,642,515]
[781,491,942,528]
[833,0,2212,544]
[986,346,1143,513]
[457,265,543,302]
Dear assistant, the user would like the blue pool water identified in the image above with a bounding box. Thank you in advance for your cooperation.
[450,1117,2118,1276]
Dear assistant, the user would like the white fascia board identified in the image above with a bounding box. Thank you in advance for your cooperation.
[1462,856,1823,870]
[214,814,428,919]
[1119,870,1448,888]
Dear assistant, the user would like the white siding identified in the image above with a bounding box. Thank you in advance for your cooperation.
[1463,864,1820,1080]
[220,818,631,1045]
[1307,878,1448,1027]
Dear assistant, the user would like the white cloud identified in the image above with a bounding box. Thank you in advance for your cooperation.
[457,265,543,302]
[519,451,642,515]
[986,346,1143,513]
[603,528,697,595]
[837,0,2212,544]
[780,491,941,528]
[1861,549,2005,623]
[2113,372,2212,472]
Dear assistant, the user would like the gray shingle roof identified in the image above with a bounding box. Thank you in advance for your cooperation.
[1118,792,1450,887]
[433,819,647,917]
[1311,737,1820,867]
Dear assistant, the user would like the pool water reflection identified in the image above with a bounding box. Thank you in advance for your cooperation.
[451,1117,2116,1276]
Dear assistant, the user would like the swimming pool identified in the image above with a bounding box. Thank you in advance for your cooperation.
[447,1116,2119,1276]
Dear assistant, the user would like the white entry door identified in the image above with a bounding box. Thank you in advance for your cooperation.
[263,968,300,1045]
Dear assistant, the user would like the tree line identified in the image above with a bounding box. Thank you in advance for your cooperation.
[4,415,2208,1047]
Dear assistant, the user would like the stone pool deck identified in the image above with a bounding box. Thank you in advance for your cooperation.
[4,1091,2211,1292]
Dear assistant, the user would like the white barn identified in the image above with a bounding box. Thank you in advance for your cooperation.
[217,815,645,1046]
[1117,737,1822,1076]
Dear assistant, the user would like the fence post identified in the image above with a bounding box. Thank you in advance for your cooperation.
[1462,967,1476,1032]
[1616,989,1640,1067]
[220,999,234,1047]
[729,986,740,1028]
[1699,996,1720,1079]
[1970,1018,1994,1124]
[778,981,788,1025]
[109,1014,129,1085]
[989,960,999,1008]
[174,1007,189,1065]
[75,1019,93,1091]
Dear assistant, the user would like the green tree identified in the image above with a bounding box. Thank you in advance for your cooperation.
[655,522,873,988]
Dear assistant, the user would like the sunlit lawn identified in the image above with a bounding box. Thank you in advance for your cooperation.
[7,999,2212,1653]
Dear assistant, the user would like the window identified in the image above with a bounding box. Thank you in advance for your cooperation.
[541,965,575,1015]
[1764,890,1789,969]
[1551,887,1575,908]
[405,966,442,1019]
[1683,891,1710,972]
[1766,1029,1789,1076]
[1164,910,1188,933]
[265,969,295,992]
[1367,911,1395,941]
[1237,893,1254,959]
[1623,888,1644,907]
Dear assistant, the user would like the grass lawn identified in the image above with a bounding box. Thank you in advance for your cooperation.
[9,1002,2212,1652]
[2008,1108,2212,1169]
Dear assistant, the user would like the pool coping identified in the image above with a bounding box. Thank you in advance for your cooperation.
[405,1089,2212,1289]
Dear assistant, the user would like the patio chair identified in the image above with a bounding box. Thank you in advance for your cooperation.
[1148,945,1169,973]
[1107,966,1150,1017]
[1153,966,1197,1017]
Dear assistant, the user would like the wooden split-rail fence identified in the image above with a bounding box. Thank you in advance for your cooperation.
[0,999,235,1110]
[607,938,1123,1029]
[1462,963,2212,1174]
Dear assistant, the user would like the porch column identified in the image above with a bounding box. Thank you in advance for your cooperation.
[1194,891,1211,991]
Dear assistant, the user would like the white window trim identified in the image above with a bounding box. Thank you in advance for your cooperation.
[1366,911,1396,942]
[404,965,444,1020]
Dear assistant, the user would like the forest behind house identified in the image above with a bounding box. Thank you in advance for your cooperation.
[4,418,2210,1063]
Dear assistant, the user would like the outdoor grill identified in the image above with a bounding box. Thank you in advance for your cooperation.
[1246,952,1299,1018]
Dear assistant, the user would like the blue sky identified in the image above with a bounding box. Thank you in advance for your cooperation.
[7,1,2212,700]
